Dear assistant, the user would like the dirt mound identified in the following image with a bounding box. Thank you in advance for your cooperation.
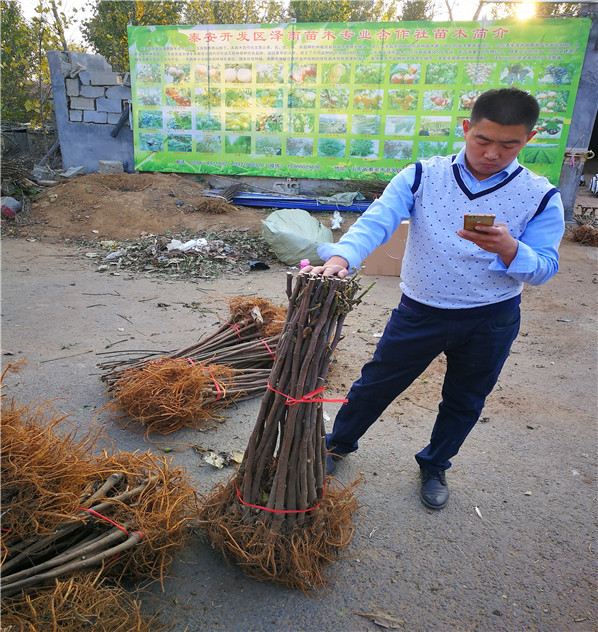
[8,172,268,243]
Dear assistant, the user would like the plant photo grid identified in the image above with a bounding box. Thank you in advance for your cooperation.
[128,19,591,184]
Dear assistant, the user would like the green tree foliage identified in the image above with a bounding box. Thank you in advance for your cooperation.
[28,0,71,133]
[184,0,286,25]
[1,0,74,127]
[81,0,434,78]
[81,1,183,72]
[184,0,404,25]
[535,3,581,18]
[399,0,435,21]
[1,0,37,121]
[489,2,581,19]
[288,0,398,22]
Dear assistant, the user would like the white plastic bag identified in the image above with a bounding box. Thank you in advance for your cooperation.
[331,210,345,230]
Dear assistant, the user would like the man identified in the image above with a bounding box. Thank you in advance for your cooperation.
[304,87,564,510]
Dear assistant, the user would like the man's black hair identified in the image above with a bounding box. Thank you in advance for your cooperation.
[470,88,540,133]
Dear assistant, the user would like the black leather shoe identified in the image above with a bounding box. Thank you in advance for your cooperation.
[420,468,449,510]
[326,450,349,475]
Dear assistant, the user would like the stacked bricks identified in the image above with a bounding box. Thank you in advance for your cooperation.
[62,52,131,125]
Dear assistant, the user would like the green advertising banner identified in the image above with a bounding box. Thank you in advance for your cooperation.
[127,19,591,185]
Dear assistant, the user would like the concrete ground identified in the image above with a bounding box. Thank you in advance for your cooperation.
[1,228,596,631]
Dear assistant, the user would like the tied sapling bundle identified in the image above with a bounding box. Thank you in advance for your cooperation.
[99,297,286,387]
[1,393,198,601]
[200,272,369,592]
[109,359,271,435]
[101,298,286,434]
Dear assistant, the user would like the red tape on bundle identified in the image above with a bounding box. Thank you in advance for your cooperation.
[226,322,242,340]
[260,338,275,359]
[78,507,143,539]
[205,365,223,400]
[235,480,327,514]
[267,383,348,406]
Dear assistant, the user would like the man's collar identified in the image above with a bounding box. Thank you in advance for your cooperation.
[456,147,520,178]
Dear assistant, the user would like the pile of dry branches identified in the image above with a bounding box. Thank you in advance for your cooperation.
[1,392,198,622]
[571,223,598,246]
[348,174,390,200]
[199,273,366,592]
[0,147,35,198]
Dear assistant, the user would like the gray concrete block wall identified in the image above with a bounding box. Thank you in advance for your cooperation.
[96,98,122,113]
[89,71,120,85]
[65,78,79,96]
[80,86,105,98]
[83,111,108,123]
[47,50,134,173]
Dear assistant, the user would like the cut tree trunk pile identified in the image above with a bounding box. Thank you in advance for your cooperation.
[199,272,367,592]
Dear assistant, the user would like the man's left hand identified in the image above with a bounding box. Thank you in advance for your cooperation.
[457,222,519,267]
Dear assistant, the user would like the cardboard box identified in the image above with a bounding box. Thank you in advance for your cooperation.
[362,221,409,277]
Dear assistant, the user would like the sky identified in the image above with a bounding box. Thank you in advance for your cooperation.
[19,0,92,44]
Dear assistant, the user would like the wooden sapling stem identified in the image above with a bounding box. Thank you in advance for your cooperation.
[1,526,130,585]
[80,473,124,506]
[1,532,142,598]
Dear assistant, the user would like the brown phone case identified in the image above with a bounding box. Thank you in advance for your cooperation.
[463,214,495,230]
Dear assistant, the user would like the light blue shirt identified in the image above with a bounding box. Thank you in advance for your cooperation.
[318,149,565,301]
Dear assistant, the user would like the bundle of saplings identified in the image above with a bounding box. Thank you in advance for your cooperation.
[99,296,286,386]
[1,390,197,612]
[200,272,367,592]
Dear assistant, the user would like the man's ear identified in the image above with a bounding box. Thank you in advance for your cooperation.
[526,130,537,142]
[463,119,471,134]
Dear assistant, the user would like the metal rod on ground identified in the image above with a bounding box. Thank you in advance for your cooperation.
[36,139,60,167]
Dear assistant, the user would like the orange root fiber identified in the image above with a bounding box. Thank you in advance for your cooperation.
[1,570,161,632]
[109,359,241,434]
[227,296,287,336]
[198,475,361,593]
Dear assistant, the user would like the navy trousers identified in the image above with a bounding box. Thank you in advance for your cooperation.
[327,296,521,472]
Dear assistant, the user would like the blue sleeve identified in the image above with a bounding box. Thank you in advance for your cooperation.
[488,189,565,285]
[317,163,417,271]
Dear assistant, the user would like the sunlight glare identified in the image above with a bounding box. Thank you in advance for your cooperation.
[515,2,536,20]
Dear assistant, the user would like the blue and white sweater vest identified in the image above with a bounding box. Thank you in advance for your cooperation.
[400,155,558,309]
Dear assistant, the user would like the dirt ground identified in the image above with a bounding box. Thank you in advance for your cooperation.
[1,171,597,631]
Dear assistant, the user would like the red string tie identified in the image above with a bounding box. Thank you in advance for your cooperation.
[206,365,223,400]
[78,507,143,540]
[235,480,327,514]
[226,323,242,341]
[260,338,275,359]
[267,383,348,406]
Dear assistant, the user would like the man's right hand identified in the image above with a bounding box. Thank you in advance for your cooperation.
[300,255,350,278]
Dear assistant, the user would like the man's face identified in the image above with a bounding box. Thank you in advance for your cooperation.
[463,118,536,180]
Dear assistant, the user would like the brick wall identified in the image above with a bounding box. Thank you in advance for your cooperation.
[47,50,134,172]
[62,52,131,125]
